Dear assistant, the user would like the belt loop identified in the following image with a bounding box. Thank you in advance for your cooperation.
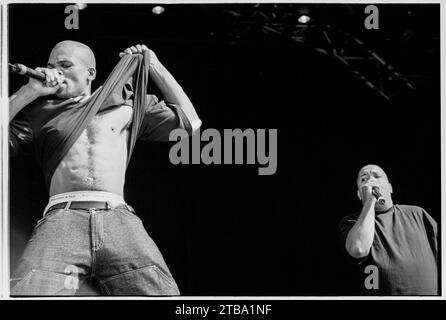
[64,201,71,210]
[106,201,111,210]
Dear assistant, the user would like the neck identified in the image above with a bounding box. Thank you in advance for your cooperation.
[376,201,394,213]
[73,87,92,101]
[82,87,92,97]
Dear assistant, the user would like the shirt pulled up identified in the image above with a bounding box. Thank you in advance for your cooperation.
[10,52,192,188]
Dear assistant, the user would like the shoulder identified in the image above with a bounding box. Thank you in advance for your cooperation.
[338,212,359,230]
[394,204,436,225]
[339,212,359,222]
[396,204,423,211]
[11,97,50,129]
[395,204,425,216]
[21,97,48,116]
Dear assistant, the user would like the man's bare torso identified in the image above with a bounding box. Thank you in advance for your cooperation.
[49,104,133,197]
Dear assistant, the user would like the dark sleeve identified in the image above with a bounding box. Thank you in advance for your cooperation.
[338,215,356,251]
[421,208,438,261]
[138,95,193,142]
[9,117,34,157]
[338,214,368,264]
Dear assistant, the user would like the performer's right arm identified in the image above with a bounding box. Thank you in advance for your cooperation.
[9,67,64,122]
[9,67,64,156]
[9,86,41,121]
[345,185,376,258]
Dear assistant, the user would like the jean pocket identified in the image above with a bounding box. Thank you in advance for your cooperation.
[99,265,179,296]
[116,208,142,223]
[10,271,34,292]
[33,209,65,230]
[10,269,77,296]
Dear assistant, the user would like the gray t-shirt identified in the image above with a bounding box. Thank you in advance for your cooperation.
[339,204,438,295]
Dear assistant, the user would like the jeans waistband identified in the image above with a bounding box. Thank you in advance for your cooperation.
[43,191,127,217]
[43,201,135,216]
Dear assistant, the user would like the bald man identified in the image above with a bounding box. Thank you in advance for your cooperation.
[338,165,438,295]
[9,40,201,295]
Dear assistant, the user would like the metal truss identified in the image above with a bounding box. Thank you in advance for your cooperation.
[221,5,417,101]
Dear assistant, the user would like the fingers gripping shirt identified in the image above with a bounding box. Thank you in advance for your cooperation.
[9,52,192,188]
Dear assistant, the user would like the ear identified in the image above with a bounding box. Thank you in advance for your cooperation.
[357,189,362,201]
[389,183,393,194]
[87,68,96,81]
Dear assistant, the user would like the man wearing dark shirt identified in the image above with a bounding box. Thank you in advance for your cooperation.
[338,164,438,295]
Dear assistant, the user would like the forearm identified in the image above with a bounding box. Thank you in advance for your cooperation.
[9,85,39,122]
[345,200,376,258]
[149,61,201,132]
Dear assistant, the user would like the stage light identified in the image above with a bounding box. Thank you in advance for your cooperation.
[75,3,87,10]
[152,5,165,15]
[298,15,311,24]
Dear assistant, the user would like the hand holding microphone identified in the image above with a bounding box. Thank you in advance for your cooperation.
[9,63,46,81]
[372,186,386,205]
[360,184,385,206]
[10,63,66,97]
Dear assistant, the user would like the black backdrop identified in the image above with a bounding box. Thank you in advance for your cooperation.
[8,3,440,295]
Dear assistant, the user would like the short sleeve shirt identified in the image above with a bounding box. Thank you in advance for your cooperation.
[338,204,438,295]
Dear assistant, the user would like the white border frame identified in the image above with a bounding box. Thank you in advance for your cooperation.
[0,0,444,301]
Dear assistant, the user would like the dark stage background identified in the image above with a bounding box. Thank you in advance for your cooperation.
[8,4,440,295]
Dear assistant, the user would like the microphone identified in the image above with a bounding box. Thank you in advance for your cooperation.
[9,63,46,81]
[372,187,386,205]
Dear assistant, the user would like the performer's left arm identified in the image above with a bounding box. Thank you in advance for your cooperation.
[120,44,202,133]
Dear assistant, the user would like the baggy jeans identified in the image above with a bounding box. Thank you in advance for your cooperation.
[10,207,180,296]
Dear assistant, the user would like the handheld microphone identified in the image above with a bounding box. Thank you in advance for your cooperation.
[372,187,386,205]
[9,63,46,81]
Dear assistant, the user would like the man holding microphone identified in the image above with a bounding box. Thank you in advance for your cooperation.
[9,40,201,295]
[338,164,438,295]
